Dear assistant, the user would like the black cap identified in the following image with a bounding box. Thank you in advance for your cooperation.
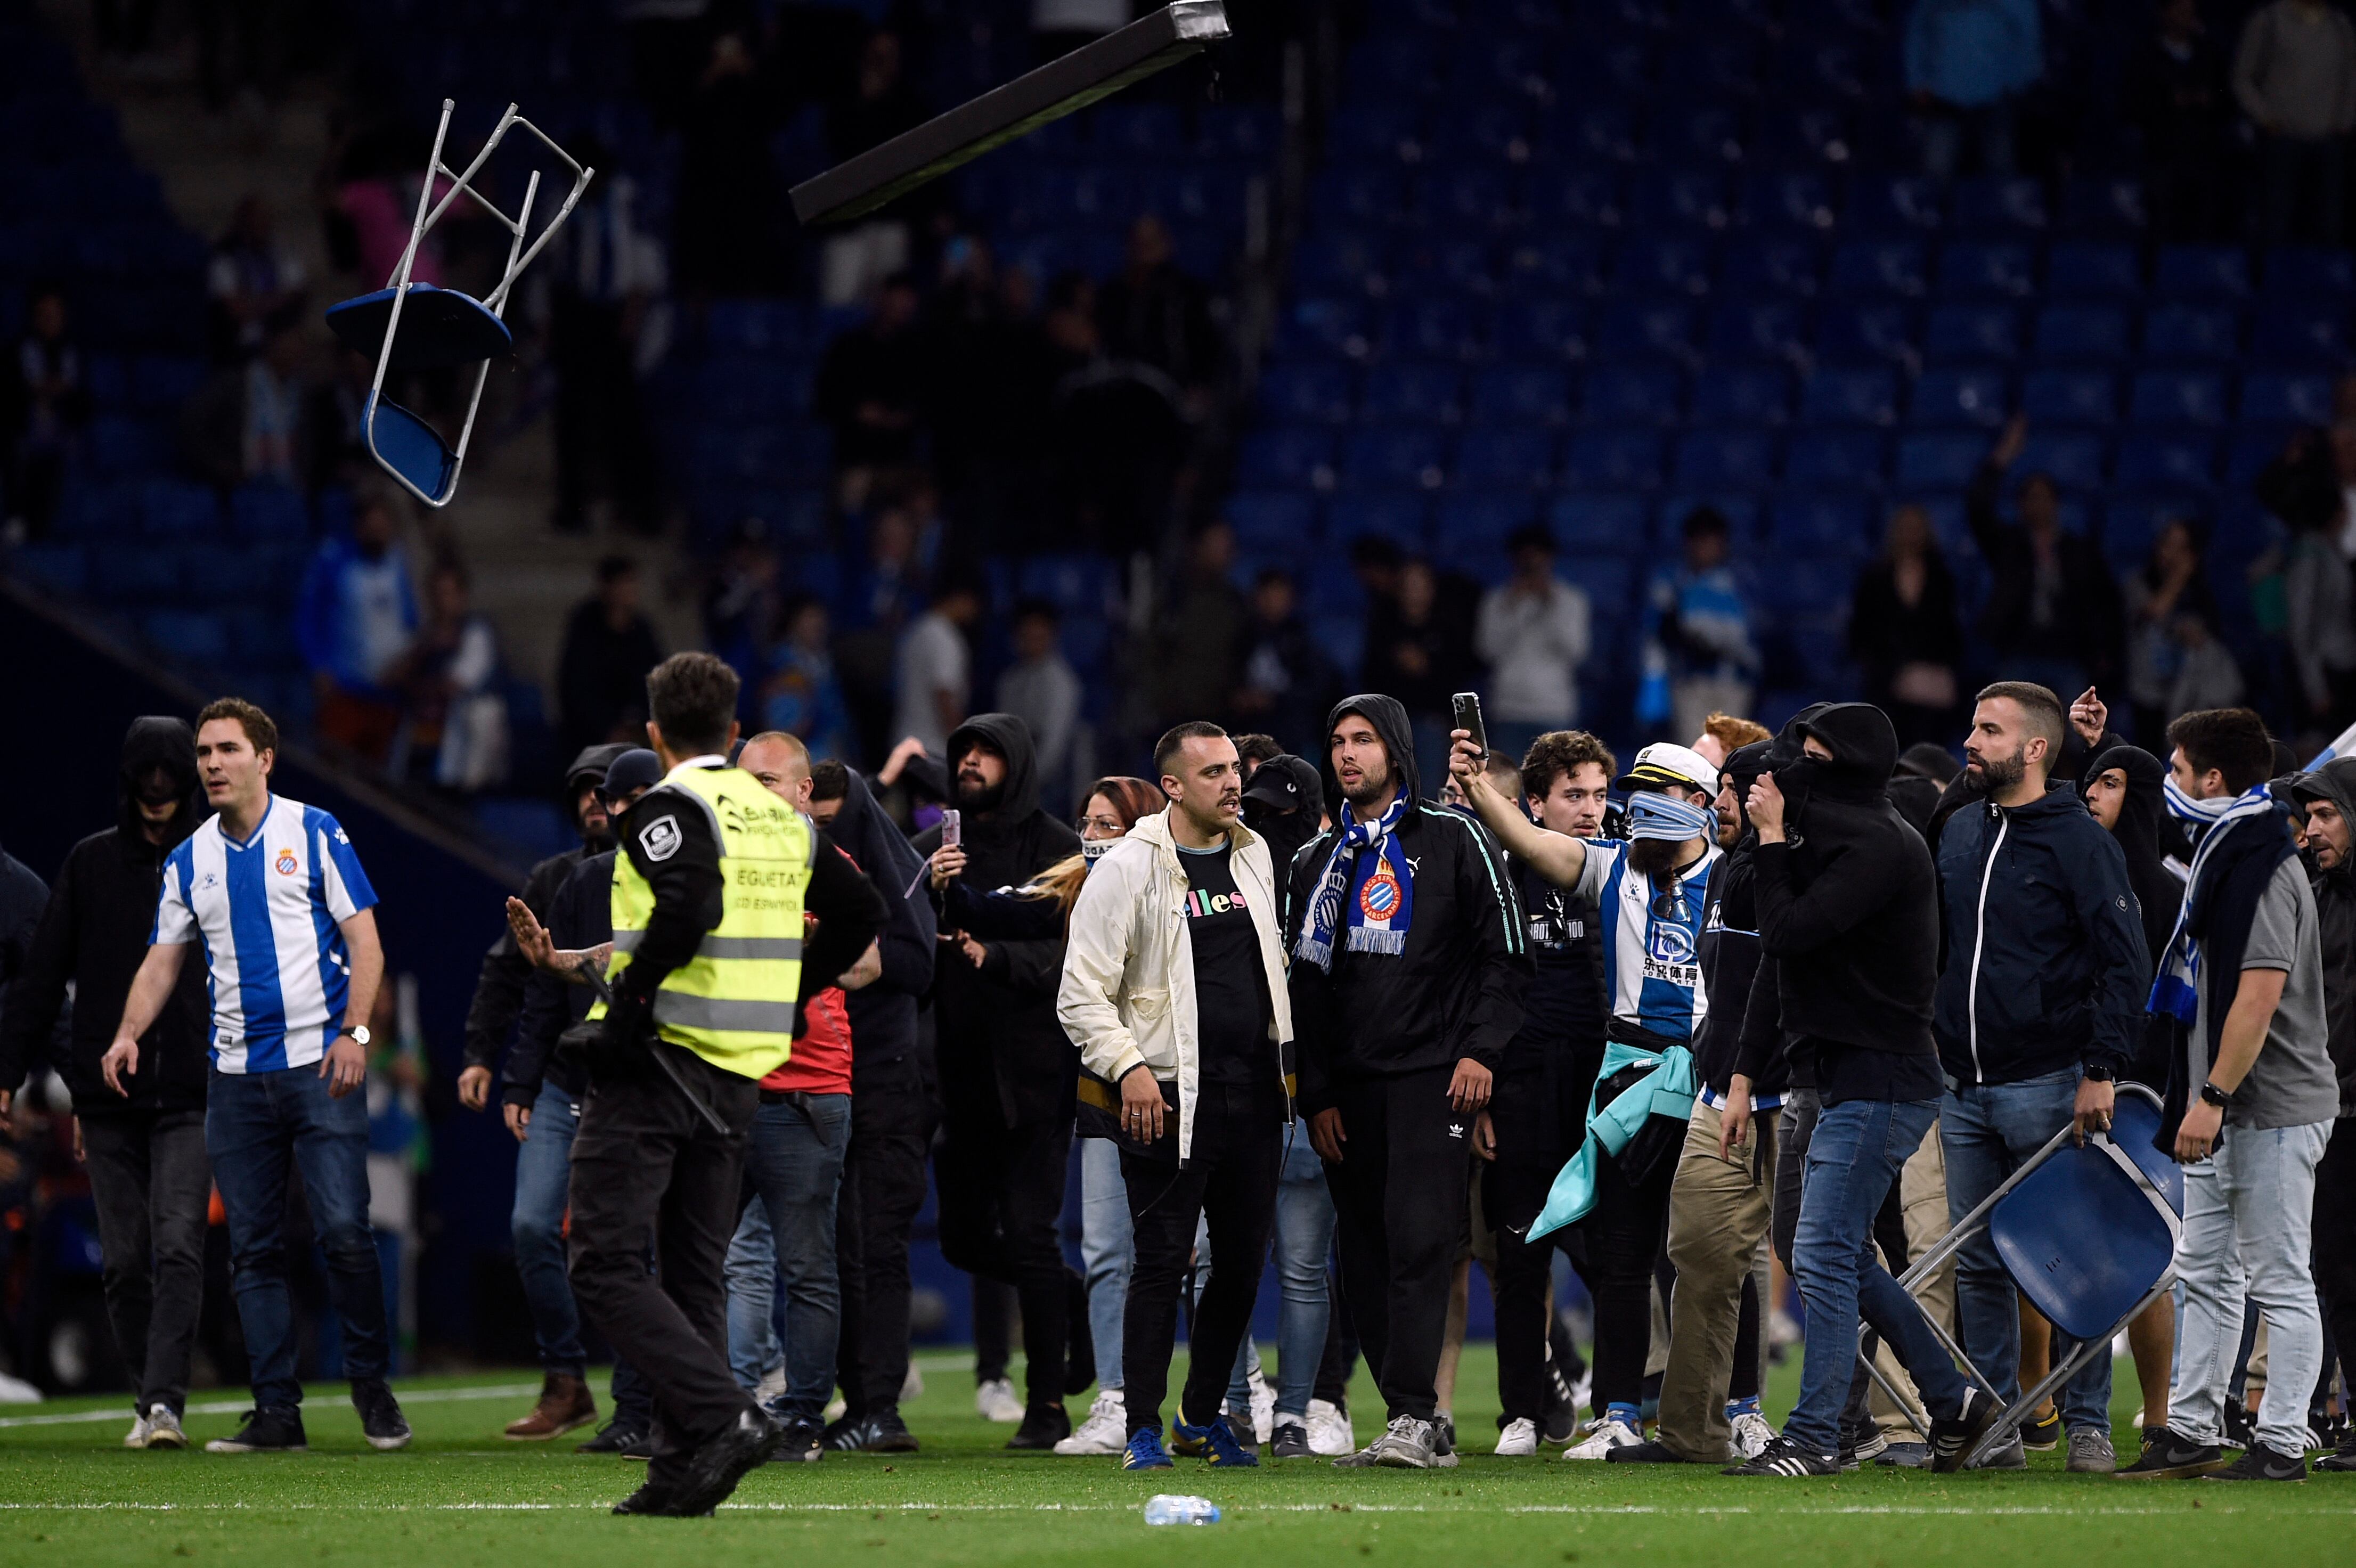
[565,742,631,794]
[1243,754,1320,811]
[599,748,665,802]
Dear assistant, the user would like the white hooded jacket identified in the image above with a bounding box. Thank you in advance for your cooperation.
[1056,806,1295,1161]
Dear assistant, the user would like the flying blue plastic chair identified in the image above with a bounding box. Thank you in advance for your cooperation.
[1862,1083,2181,1463]
[324,99,591,507]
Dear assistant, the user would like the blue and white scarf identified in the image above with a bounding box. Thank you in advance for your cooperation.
[2148,780,2276,1023]
[1626,791,1716,843]
[1295,795,1414,971]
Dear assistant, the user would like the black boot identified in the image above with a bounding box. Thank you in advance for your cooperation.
[1008,1403,1071,1450]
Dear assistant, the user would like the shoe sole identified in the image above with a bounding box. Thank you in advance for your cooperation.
[505,1414,597,1441]
[205,1442,308,1453]
[144,1433,187,1450]
[2117,1460,2229,1480]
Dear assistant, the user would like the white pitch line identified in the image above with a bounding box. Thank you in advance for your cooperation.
[0,1499,2346,1518]
[0,1384,540,1431]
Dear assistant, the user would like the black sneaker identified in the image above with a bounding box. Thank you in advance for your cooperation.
[2020,1408,2062,1451]
[1930,1388,2005,1473]
[205,1406,307,1453]
[2223,1396,2256,1450]
[578,1418,650,1456]
[613,1479,678,1515]
[824,1411,920,1453]
[1271,1420,1313,1459]
[1724,1434,1839,1477]
[352,1381,412,1451]
[2117,1426,2227,1479]
[1840,1428,1889,1471]
[669,1409,785,1515]
[2318,1433,2356,1473]
[1607,1440,1704,1464]
[1008,1403,1072,1451]
[769,1417,824,1464]
[2207,1442,2306,1482]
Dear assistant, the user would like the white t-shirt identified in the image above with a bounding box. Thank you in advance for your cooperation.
[892,610,970,757]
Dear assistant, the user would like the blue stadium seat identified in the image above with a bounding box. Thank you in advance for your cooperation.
[1561,556,1636,610]
[2016,430,2106,489]
[140,479,221,538]
[2032,303,2132,363]
[1624,170,1729,233]
[1435,491,1538,553]
[2264,245,2356,299]
[1260,363,1355,426]
[11,542,85,595]
[2060,177,2147,238]
[1910,367,2012,429]
[2114,431,2220,489]
[230,481,309,542]
[1988,1111,2178,1346]
[1562,428,1668,489]
[1924,303,2022,362]
[1937,241,2036,299]
[2129,370,2229,427]
[85,413,167,473]
[1815,301,1919,363]
[130,353,207,412]
[1501,233,1607,298]
[1782,429,1889,488]
[2102,493,2205,572]
[1342,426,1449,489]
[1953,176,2048,233]
[1397,235,1498,296]
[2021,369,2119,424]
[1278,297,1372,360]
[1098,103,1183,156]
[1593,299,1698,361]
[1611,236,1716,297]
[2226,424,2294,485]
[1749,104,1851,167]
[1360,362,1465,423]
[1690,364,1795,426]
[1326,101,1420,162]
[1800,365,1900,427]
[1720,236,1824,298]
[1313,166,1411,226]
[1227,491,1319,553]
[1672,428,1775,487]
[144,609,229,665]
[1386,298,1490,362]
[2142,304,2241,362]
[2241,371,2335,426]
[704,300,811,355]
[2154,244,2251,300]
[1293,231,1389,295]
[1017,554,1116,615]
[92,545,182,602]
[1894,432,1987,489]
[1740,170,1838,232]
[1325,491,1430,547]
[1848,175,1944,234]
[1469,365,1573,425]
[1429,102,1527,166]
[1829,238,1929,297]
[84,352,131,411]
[1770,493,1873,554]
[1545,102,1643,164]
[1583,364,1686,426]
[1659,103,1747,166]
[1236,427,1335,488]
[1708,300,1809,362]
[2045,241,2142,298]
[1536,169,1624,227]
[1493,297,1589,360]
[2249,302,2349,368]
[1429,165,1518,229]
[1452,427,1559,488]
[1550,492,1651,552]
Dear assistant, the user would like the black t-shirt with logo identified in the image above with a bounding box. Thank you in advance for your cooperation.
[1179,843,1273,1084]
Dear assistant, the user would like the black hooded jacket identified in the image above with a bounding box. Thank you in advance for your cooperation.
[821,765,936,1083]
[2292,758,2356,1116]
[1751,703,1942,1093]
[1286,694,1529,1111]
[0,717,210,1115]
[1697,740,1782,1100]
[913,713,1083,1128]
[2083,742,2182,965]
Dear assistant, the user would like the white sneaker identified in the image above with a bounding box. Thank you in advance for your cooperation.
[1730,1410,1776,1461]
[975,1376,1024,1423]
[1247,1367,1275,1444]
[901,1363,926,1402]
[124,1409,155,1450]
[1305,1397,1356,1457]
[1054,1389,1127,1456]
[1560,1412,1643,1459]
[753,1365,788,1408]
[1494,1416,1540,1457]
[0,1371,41,1404]
[1567,1368,1592,1418]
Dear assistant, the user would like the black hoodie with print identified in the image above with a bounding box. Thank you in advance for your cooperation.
[914,713,1083,1129]
[1751,703,1941,1094]
[823,765,937,1082]
[1286,694,1530,1113]
[0,717,210,1114]
[2292,757,2356,1116]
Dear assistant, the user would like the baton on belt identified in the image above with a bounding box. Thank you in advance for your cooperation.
[575,960,731,1137]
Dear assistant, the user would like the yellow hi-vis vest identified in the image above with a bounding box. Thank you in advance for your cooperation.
[590,762,811,1079]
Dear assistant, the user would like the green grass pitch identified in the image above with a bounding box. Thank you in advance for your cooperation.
[2,1347,2347,1565]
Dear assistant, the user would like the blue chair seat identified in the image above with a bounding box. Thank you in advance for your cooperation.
[325,283,514,372]
[1990,1095,2177,1343]
[363,393,461,505]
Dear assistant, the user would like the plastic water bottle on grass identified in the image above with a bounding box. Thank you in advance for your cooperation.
[1143,1494,1221,1526]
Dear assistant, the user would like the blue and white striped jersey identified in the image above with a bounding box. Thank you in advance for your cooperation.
[153,796,378,1073]
[1574,837,1722,1044]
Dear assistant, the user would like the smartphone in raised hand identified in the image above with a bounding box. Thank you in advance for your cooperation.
[1452,691,1488,758]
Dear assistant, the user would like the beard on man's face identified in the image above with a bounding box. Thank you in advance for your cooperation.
[1969,747,2026,797]
[1338,763,1394,808]
[1627,834,1687,881]
[955,774,1005,813]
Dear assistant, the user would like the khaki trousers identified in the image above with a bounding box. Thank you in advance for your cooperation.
[1656,1101,1778,1461]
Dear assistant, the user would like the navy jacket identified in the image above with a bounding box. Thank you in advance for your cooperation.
[1933,783,2151,1087]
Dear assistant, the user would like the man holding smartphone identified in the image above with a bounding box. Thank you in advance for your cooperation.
[1289,695,1528,1469]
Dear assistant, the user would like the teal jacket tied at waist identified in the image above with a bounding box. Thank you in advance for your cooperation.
[1528,1038,1697,1241]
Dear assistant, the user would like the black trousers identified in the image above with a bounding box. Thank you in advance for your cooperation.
[1579,1135,1675,1411]
[1484,1058,1589,1424]
[934,1110,1073,1409]
[1121,1079,1284,1436]
[2312,1115,2356,1416]
[567,1046,761,1488]
[833,1055,936,1420]
[79,1110,211,1417]
[1324,1067,1472,1423]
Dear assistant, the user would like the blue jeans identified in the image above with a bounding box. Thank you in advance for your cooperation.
[1079,1137,1131,1390]
[727,1093,852,1423]
[1941,1069,2112,1433]
[512,1081,586,1376]
[1787,1097,1966,1453]
[205,1064,389,1410]
[1211,1129,1333,1420]
[726,1198,782,1390]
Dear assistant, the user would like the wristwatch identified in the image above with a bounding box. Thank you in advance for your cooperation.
[2082,1065,2113,1083]
[338,1025,372,1048]
[2198,1080,2231,1108]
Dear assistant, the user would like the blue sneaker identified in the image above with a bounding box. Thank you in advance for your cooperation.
[1122,1429,1173,1470]
[1174,1417,1261,1467]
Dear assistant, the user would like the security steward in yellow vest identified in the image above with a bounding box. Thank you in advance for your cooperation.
[564,654,885,1518]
